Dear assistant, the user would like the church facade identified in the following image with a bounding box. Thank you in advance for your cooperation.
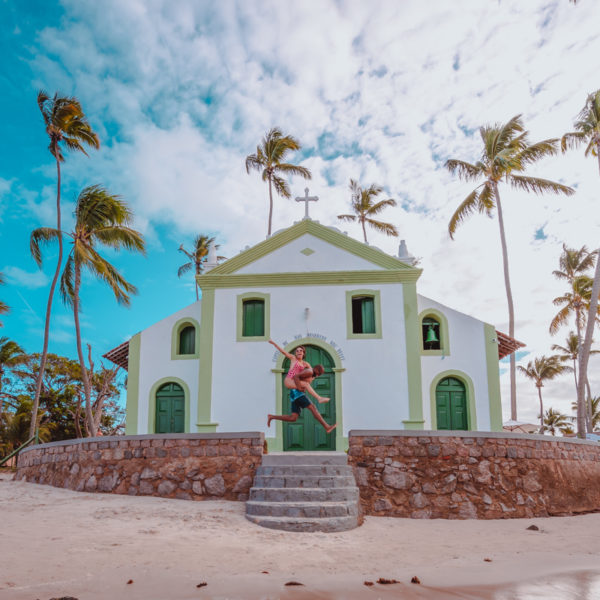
[108,218,518,451]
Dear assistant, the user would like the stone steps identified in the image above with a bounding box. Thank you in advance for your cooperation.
[245,452,360,532]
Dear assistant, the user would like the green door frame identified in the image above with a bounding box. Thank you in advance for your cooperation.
[269,337,345,451]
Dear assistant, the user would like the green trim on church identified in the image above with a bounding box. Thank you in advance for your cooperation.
[484,323,503,431]
[125,332,141,435]
[204,219,421,276]
[402,282,424,429]
[196,288,218,432]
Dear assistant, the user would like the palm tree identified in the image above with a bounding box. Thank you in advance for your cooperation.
[31,185,145,436]
[550,276,594,340]
[178,235,225,301]
[446,115,575,421]
[572,396,600,431]
[552,244,596,283]
[517,355,572,433]
[0,337,25,415]
[562,90,600,438]
[337,179,398,244]
[542,408,574,436]
[245,127,312,236]
[30,92,100,438]
[0,272,8,326]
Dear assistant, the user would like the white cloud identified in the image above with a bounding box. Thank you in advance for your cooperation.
[2,266,49,289]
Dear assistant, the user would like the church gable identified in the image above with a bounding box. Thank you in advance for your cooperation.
[207,219,418,276]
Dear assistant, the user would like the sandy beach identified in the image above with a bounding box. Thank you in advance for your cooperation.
[2,476,600,599]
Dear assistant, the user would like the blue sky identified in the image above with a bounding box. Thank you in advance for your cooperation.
[1,0,599,423]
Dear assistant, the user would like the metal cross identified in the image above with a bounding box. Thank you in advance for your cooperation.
[295,188,319,219]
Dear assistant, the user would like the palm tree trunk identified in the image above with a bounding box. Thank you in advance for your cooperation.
[0,368,4,416]
[361,218,368,243]
[29,154,63,438]
[538,385,544,434]
[586,375,593,432]
[73,264,95,437]
[577,249,600,438]
[493,184,517,420]
[267,175,274,237]
[195,261,200,302]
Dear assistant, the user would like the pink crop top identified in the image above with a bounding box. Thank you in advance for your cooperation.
[286,361,306,379]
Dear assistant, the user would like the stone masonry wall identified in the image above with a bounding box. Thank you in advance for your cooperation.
[14,433,264,501]
[348,430,600,519]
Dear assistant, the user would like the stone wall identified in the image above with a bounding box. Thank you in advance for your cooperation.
[14,432,264,501]
[348,430,600,519]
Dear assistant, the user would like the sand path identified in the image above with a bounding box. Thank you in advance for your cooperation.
[1,478,599,599]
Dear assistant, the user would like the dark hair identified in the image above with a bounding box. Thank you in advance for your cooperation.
[294,346,306,359]
[312,364,324,376]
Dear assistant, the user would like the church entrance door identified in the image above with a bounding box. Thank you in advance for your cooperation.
[155,382,185,433]
[435,377,468,430]
[282,345,336,451]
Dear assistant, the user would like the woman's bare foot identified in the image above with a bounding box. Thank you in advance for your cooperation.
[325,423,337,434]
[267,415,273,427]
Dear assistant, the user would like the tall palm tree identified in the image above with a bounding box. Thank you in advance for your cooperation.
[31,185,145,436]
[30,92,100,438]
[550,276,594,340]
[542,408,574,436]
[0,272,8,327]
[245,127,312,236]
[337,179,398,244]
[562,89,600,438]
[518,355,572,433]
[572,396,600,431]
[0,337,25,415]
[446,115,574,421]
[178,235,225,301]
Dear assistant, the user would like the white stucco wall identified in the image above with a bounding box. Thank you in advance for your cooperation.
[210,282,409,435]
[418,295,492,430]
[234,233,385,274]
[136,301,201,433]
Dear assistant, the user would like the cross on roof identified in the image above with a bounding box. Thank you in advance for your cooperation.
[295,188,318,219]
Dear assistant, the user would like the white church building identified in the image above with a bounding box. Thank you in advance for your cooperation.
[105,212,521,451]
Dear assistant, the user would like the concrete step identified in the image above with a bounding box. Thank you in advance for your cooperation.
[261,452,348,466]
[253,474,356,488]
[257,464,353,477]
[246,500,359,518]
[249,486,359,503]
[245,514,359,533]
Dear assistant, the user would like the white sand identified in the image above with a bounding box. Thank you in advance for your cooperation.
[2,477,599,599]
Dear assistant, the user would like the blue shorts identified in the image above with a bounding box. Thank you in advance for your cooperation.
[290,388,311,414]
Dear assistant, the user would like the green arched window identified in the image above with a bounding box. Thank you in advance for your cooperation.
[179,325,196,355]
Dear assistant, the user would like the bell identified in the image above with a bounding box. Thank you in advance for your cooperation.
[425,325,439,343]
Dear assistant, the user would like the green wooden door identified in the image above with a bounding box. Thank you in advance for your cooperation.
[282,345,336,451]
[436,377,468,430]
[155,382,185,433]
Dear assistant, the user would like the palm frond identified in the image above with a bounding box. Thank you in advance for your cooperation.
[59,255,75,308]
[275,163,312,179]
[495,115,525,153]
[272,174,291,198]
[337,214,356,223]
[561,131,587,152]
[448,188,480,239]
[364,218,398,237]
[519,139,560,165]
[30,227,61,267]
[509,175,575,196]
[177,262,193,277]
[445,159,483,182]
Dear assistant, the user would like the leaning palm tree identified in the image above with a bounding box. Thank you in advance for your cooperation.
[0,272,8,326]
[337,179,398,244]
[245,127,312,236]
[31,185,145,437]
[541,408,574,436]
[446,115,574,421]
[0,337,25,415]
[30,92,100,438]
[518,355,572,433]
[178,235,225,301]
[562,89,600,438]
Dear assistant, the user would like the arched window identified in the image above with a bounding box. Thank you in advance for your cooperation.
[422,317,441,350]
[179,325,195,354]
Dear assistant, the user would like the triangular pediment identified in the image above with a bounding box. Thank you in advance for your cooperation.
[205,219,419,276]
